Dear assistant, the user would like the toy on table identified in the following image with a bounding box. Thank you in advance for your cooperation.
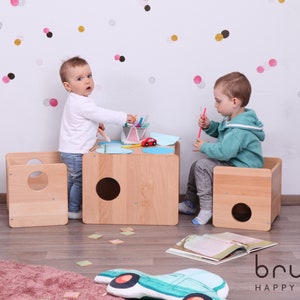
[95,268,229,300]
[121,115,150,145]
[141,137,157,147]
[121,137,157,149]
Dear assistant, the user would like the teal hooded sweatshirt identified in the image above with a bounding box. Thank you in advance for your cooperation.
[201,108,265,168]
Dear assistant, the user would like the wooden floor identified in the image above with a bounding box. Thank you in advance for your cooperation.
[1,200,300,300]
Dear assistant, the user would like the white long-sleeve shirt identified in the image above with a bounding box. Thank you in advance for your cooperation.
[58,93,127,154]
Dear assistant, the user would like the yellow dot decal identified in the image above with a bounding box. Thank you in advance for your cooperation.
[14,38,21,45]
[171,34,178,42]
[78,25,85,32]
[278,0,285,3]
[215,33,223,41]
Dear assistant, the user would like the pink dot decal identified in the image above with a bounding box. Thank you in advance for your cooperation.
[10,0,19,6]
[194,75,202,85]
[257,66,265,73]
[2,73,15,83]
[49,98,58,107]
[257,58,278,74]
[43,98,58,107]
[2,76,10,83]
[114,54,125,62]
[269,58,277,67]
[36,58,43,66]
[43,27,53,38]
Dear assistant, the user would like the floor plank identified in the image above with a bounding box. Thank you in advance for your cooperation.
[1,202,300,299]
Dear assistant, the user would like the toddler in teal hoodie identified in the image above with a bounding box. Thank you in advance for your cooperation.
[179,72,265,225]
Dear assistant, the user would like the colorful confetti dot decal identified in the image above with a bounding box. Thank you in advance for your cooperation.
[10,0,19,6]
[114,54,125,62]
[257,58,278,73]
[221,30,230,38]
[14,36,23,46]
[14,38,22,46]
[256,66,265,73]
[144,5,151,11]
[43,27,53,38]
[78,25,85,32]
[49,98,58,107]
[2,76,10,83]
[148,76,156,84]
[171,34,178,42]
[10,0,25,6]
[43,98,58,107]
[215,33,223,41]
[215,30,230,41]
[108,19,116,26]
[8,73,15,80]
[193,75,202,85]
[193,74,206,89]
[269,58,277,67]
[2,73,15,83]
[36,58,43,66]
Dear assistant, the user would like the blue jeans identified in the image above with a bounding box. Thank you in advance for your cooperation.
[59,152,83,213]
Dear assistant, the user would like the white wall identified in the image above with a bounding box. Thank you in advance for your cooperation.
[1,0,299,194]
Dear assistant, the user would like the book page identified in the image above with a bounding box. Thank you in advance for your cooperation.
[167,232,277,264]
[209,232,277,251]
[178,234,244,260]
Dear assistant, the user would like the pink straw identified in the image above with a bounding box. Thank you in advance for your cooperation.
[197,107,206,139]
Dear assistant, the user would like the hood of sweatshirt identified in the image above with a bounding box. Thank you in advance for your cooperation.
[220,108,265,142]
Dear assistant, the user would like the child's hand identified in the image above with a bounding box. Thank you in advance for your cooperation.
[127,114,136,124]
[193,138,205,152]
[198,113,210,129]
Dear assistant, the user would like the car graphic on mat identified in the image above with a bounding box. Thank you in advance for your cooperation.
[95,268,229,300]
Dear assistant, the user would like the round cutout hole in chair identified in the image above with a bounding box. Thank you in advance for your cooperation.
[231,203,252,222]
[26,158,42,165]
[27,171,48,191]
[96,177,120,201]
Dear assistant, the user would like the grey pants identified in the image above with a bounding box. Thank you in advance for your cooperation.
[185,158,231,211]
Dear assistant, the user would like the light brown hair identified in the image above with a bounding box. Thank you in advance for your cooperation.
[214,72,252,107]
[59,56,88,82]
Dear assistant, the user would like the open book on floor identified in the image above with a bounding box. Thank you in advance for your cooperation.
[166,232,277,265]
